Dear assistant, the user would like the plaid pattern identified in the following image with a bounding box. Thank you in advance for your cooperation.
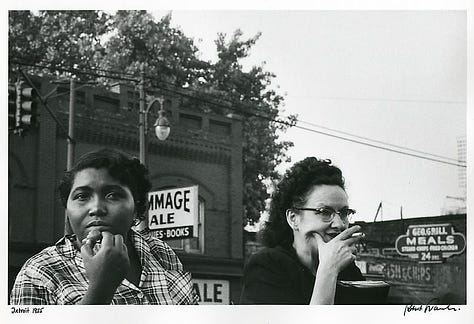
[10,229,198,305]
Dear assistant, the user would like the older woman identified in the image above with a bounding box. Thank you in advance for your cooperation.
[10,148,197,305]
[240,157,365,304]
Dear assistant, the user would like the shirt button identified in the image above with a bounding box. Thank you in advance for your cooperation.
[137,292,144,299]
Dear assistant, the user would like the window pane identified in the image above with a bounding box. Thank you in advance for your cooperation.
[184,198,204,253]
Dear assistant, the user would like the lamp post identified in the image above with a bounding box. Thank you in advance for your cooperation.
[138,68,170,166]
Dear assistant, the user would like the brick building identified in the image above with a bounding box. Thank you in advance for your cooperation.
[8,75,244,304]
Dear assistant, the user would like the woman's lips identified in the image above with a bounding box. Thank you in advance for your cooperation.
[86,220,108,228]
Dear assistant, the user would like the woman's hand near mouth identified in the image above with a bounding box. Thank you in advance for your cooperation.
[82,229,103,254]
[79,231,130,304]
[308,225,363,304]
[82,229,102,245]
[312,225,362,274]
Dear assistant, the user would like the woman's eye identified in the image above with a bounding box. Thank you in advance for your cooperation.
[106,192,122,200]
[320,208,335,217]
[73,192,90,201]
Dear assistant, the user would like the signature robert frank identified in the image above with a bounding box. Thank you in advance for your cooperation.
[403,298,461,316]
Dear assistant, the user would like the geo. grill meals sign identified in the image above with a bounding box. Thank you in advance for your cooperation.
[395,223,466,263]
[147,186,199,240]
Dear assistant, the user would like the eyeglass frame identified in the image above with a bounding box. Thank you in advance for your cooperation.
[292,206,356,223]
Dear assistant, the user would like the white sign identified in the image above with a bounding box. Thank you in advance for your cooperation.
[192,279,230,305]
[147,185,198,240]
[395,223,466,263]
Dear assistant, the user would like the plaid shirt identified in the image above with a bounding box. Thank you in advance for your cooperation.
[10,229,198,305]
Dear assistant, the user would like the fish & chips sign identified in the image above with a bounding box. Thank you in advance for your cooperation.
[395,223,465,263]
[147,186,198,240]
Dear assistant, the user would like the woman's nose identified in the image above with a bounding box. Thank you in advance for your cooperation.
[88,197,107,216]
[330,214,347,230]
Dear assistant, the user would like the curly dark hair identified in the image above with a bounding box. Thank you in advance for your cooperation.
[260,157,345,248]
[58,148,152,220]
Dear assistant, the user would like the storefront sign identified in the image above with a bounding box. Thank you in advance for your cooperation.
[361,259,433,284]
[383,263,433,284]
[147,186,198,240]
[395,223,465,263]
[192,279,230,305]
[367,262,385,276]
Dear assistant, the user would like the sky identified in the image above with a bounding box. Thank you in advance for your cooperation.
[151,10,467,223]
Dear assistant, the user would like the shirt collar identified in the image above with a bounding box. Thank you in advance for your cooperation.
[55,234,80,259]
[130,229,153,270]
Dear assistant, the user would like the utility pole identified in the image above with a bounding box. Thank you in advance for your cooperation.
[67,77,76,170]
[52,76,94,234]
[373,201,382,222]
[139,64,146,166]
[64,77,76,235]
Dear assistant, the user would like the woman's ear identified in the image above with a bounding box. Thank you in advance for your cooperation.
[286,209,300,232]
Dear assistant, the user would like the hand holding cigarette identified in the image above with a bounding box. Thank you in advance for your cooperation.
[313,225,364,274]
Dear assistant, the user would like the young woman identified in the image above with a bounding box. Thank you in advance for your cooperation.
[240,157,365,304]
[10,148,197,305]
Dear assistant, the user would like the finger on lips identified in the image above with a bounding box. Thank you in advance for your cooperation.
[82,229,103,246]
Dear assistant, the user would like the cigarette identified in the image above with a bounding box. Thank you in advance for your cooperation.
[351,232,365,238]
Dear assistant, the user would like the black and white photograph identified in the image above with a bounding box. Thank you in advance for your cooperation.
[3,1,473,324]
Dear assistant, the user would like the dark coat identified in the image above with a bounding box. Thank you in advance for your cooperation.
[239,245,365,304]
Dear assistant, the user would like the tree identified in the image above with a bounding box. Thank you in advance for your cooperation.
[99,11,210,86]
[9,10,111,79]
[207,30,295,223]
[8,10,296,224]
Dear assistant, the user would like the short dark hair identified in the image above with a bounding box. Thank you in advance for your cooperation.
[260,157,345,248]
[58,148,152,220]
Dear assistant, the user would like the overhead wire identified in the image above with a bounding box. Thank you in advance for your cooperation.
[292,123,466,167]
[294,120,464,163]
[10,60,466,168]
[287,95,465,105]
[10,60,138,83]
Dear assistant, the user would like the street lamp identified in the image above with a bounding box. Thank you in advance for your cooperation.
[152,97,171,141]
[139,95,170,165]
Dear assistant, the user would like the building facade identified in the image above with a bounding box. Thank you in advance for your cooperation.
[8,75,244,304]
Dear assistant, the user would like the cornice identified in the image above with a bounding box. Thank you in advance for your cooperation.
[55,112,232,164]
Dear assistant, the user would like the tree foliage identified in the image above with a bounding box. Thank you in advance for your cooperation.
[100,11,209,86]
[9,11,110,77]
[208,30,295,223]
[8,10,296,224]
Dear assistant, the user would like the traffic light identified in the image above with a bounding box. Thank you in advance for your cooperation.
[14,81,38,134]
[8,83,16,131]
